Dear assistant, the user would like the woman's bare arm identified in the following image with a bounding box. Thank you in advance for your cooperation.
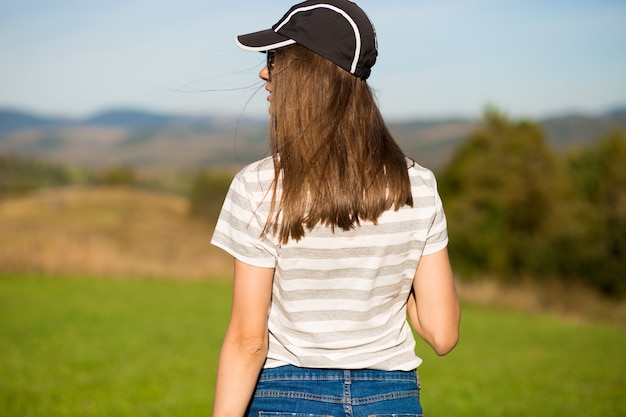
[407,247,460,355]
[212,259,274,417]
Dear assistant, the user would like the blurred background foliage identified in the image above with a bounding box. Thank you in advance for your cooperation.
[0,155,86,196]
[439,108,625,298]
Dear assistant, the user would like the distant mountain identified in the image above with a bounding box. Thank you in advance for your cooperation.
[540,111,626,148]
[0,108,264,134]
[1,107,625,171]
[0,108,270,169]
[605,105,626,117]
[0,109,66,134]
[84,109,179,129]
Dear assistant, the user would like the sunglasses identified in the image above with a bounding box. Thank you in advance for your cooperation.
[266,50,276,72]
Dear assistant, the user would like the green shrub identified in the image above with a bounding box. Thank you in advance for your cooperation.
[99,166,136,186]
[0,155,84,196]
[188,171,232,222]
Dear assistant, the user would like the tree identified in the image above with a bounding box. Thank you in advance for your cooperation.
[188,171,232,224]
[439,107,626,298]
[439,108,558,278]
[566,131,626,296]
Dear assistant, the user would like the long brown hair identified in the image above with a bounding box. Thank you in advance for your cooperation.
[264,45,413,244]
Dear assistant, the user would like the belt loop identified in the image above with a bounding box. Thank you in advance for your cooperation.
[343,369,352,384]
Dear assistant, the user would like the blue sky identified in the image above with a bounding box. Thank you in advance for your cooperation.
[1,0,625,121]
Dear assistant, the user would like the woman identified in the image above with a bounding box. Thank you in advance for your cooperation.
[211,1,460,416]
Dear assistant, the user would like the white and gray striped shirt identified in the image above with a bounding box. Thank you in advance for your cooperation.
[211,156,448,371]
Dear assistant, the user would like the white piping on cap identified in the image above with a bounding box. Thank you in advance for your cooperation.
[235,37,297,52]
[274,4,362,74]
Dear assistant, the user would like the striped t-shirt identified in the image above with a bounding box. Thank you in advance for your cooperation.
[211,156,448,371]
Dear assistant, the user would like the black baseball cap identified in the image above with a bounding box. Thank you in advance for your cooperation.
[235,0,378,80]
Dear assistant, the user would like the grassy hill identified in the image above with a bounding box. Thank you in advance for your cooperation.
[0,186,231,280]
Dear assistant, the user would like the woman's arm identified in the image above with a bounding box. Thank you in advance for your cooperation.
[407,247,460,355]
[212,259,275,417]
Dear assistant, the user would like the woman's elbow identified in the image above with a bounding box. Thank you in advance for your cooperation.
[223,332,269,363]
[429,326,459,356]
[431,329,459,356]
[240,336,269,359]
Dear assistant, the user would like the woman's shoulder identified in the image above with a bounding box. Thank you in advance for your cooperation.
[404,157,443,200]
[234,156,275,180]
[229,156,276,194]
[406,157,436,179]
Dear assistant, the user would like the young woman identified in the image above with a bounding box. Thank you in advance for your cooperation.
[211,1,460,416]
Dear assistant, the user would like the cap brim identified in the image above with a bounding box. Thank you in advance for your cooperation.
[235,29,297,52]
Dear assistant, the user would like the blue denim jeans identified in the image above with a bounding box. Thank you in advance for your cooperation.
[245,365,423,417]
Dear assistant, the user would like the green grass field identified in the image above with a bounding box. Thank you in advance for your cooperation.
[1,275,624,417]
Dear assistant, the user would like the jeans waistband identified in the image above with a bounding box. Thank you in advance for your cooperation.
[258,365,418,382]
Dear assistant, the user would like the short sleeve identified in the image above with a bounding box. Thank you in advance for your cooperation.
[211,166,278,268]
[422,172,449,256]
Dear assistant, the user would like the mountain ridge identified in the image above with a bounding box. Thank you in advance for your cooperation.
[1,107,625,171]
